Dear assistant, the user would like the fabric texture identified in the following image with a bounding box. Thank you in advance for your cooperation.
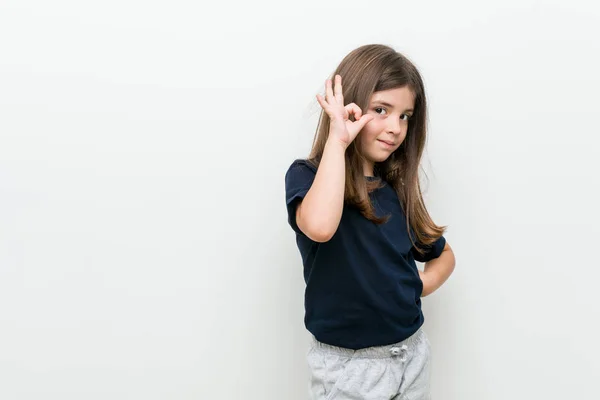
[284,159,446,349]
[307,327,432,400]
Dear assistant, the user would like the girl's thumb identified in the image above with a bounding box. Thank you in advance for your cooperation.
[356,114,374,129]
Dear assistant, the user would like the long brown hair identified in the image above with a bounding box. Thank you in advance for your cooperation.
[307,44,446,255]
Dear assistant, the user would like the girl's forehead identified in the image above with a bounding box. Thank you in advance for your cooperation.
[370,87,415,108]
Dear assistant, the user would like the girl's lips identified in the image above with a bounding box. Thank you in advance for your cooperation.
[377,139,395,147]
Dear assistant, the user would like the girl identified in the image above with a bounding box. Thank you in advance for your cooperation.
[284,44,456,400]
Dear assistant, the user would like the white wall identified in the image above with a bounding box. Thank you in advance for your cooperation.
[1,1,599,399]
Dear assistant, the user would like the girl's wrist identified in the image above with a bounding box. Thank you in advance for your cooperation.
[325,135,349,152]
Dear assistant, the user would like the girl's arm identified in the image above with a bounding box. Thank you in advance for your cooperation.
[296,75,373,243]
[296,138,347,242]
[419,242,456,296]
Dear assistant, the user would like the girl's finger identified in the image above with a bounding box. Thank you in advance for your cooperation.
[317,94,337,120]
[345,103,363,119]
[334,75,344,105]
[351,114,374,135]
[316,94,328,111]
[325,78,334,103]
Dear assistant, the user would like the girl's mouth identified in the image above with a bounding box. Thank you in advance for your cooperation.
[377,139,395,147]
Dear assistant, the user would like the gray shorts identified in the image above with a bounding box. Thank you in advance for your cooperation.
[307,327,431,400]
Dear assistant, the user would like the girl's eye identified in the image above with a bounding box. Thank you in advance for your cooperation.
[374,107,412,121]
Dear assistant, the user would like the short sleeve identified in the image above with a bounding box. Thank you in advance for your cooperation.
[284,159,317,235]
[411,235,446,263]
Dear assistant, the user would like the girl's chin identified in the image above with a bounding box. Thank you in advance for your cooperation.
[365,149,395,163]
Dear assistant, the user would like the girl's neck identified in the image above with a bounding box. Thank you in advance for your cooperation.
[363,160,375,177]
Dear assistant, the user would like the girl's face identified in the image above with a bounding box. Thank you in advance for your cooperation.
[358,86,415,175]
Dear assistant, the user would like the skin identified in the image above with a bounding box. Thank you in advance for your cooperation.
[357,86,415,176]
[297,74,455,296]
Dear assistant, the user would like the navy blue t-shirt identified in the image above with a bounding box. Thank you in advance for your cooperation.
[285,159,446,350]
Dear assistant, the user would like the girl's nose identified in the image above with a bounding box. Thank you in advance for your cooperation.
[387,118,402,135]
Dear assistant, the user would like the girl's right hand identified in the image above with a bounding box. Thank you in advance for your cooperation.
[316,74,374,149]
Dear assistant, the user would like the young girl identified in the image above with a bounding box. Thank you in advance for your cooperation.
[284,44,456,400]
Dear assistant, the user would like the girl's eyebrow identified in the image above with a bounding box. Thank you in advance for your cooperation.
[372,100,414,113]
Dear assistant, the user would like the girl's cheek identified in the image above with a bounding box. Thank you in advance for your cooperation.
[364,119,381,133]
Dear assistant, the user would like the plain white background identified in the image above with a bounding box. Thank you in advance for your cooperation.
[1,1,599,399]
